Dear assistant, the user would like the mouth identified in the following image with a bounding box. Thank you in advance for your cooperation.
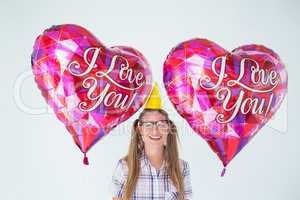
[148,135,162,141]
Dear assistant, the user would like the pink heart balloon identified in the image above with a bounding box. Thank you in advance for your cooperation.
[31,24,152,163]
[163,38,287,173]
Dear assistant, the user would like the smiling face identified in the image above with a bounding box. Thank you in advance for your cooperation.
[138,111,170,149]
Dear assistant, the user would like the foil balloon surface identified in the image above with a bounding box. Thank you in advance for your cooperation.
[163,38,287,173]
[31,24,152,162]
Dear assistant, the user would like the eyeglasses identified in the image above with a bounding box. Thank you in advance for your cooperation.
[138,120,170,130]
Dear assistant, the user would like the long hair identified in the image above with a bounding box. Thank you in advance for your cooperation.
[123,109,185,200]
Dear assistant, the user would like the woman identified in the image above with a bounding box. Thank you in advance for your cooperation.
[111,84,193,200]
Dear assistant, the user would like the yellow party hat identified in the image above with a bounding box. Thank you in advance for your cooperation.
[144,82,162,109]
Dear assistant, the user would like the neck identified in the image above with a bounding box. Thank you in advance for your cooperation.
[144,146,165,169]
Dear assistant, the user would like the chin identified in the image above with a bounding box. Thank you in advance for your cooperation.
[145,140,164,148]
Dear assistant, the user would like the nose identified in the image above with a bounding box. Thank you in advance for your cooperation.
[150,125,160,134]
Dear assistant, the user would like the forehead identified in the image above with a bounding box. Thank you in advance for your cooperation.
[141,111,167,121]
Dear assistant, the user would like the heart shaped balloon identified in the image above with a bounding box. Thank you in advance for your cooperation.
[163,38,287,174]
[31,24,152,163]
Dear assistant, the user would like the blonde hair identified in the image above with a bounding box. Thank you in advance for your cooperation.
[122,109,185,200]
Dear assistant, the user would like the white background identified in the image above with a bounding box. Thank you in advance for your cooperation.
[0,0,299,199]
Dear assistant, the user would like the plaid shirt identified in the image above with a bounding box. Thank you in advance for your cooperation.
[111,153,193,200]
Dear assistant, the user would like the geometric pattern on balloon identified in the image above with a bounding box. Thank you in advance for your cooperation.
[31,24,152,162]
[163,38,287,172]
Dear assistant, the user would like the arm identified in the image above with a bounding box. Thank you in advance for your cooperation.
[111,160,126,199]
[183,161,193,200]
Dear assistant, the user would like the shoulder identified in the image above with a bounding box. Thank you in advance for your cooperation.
[178,159,191,176]
[117,158,128,167]
[113,158,129,177]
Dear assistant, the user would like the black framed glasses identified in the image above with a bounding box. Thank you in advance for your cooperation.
[138,120,170,130]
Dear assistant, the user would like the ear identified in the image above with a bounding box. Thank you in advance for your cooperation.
[136,125,141,134]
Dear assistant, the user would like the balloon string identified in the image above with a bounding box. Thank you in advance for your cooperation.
[221,167,226,177]
[83,153,89,165]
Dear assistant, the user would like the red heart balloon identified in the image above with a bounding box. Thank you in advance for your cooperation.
[163,39,287,173]
[31,24,152,161]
